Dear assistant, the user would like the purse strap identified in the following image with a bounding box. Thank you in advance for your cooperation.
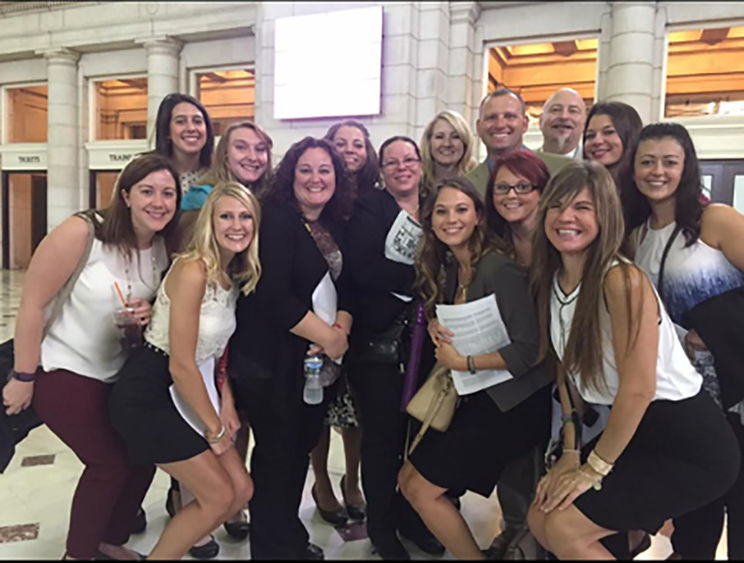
[657,223,682,304]
[406,369,453,456]
[42,210,97,337]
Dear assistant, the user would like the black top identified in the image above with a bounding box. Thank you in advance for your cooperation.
[344,189,417,336]
[229,200,349,409]
[445,250,553,412]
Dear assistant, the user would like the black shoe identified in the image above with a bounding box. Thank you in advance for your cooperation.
[399,527,445,557]
[484,527,520,560]
[95,550,146,560]
[340,475,367,521]
[311,483,349,527]
[131,506,147,534]
[301,542,325,560]
[188,535,220,560]
[629,532,651,558]
[372,534,410,560]
[165,485,179,519]
[223,515,250,541]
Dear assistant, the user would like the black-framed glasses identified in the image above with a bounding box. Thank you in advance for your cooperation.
[492,181,535,195]
[381,156,421,170]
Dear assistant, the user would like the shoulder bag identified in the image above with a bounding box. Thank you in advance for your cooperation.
[406,362,458,455]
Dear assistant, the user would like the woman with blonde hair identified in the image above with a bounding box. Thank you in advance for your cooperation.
[526,161,738,559]
[421,110,477,195]
[109,182,260,559]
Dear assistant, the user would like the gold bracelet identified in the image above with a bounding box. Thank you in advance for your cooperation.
[562,448,580,455]
[206,424,226,444]
[587,449,613,477]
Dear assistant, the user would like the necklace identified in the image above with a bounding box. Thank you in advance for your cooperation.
[455,267,471,304]
[123,244,161,302]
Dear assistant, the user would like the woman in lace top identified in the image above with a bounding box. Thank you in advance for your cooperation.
[109,182,261,559]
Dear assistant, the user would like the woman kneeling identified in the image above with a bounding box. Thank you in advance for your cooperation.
[526,161,740,559]
[110,183,260,559]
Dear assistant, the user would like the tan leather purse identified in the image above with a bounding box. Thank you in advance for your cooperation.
[406,362,458,455]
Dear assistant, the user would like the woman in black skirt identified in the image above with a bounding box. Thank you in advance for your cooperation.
[109,183,260,559]
[526,161,740,559]
[398,177,553,559]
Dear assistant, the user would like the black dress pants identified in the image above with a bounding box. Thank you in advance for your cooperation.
[239,377,328,560]
[347,360,431,543]
[672,412,744,559]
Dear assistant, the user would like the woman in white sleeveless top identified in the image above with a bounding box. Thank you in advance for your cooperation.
[625,122,744,559]
[2,154,180,560]
[526,161,739,559]
[109,182,260,559]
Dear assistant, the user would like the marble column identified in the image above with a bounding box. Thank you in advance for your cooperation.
[447,1,481,127]
[41,47,81,229]
[604,2,656,123]
[140,37,182,142]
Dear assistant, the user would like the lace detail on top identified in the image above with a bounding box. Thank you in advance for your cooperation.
[145,262,239,364]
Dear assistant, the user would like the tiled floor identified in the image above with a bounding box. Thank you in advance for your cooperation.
[0,270,727,559]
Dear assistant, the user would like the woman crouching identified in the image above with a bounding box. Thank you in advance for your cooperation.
[109,182,260,559]
[526,161,739,559]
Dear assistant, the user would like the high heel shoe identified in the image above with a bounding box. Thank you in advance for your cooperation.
[165,485,179,519]
[223,511,250,541]
[340,475,366,521]
[188,534,220,560]
[311,483,348,527]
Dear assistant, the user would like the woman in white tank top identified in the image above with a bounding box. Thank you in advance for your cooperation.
[526,161,739,560]
[2,154,181,560]
[625,122,744,559]
[109,183,261,560]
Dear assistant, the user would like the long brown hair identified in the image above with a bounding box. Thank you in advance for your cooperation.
[529,160,640,392]
[416,176,507,317]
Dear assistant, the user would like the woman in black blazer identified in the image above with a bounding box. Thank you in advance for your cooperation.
[229,137,353,560]
[345,136,443,560]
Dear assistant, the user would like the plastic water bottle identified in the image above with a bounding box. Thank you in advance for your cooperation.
[303,351,324,405]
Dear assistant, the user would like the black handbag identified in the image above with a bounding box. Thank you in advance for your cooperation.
[347,305,413,365]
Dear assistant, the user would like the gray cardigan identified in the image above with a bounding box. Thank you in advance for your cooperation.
[444,250,553,412]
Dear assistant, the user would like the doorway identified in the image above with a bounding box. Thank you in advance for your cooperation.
[700,160,744,213]
[2,171,48,270]
[89,170,121,209]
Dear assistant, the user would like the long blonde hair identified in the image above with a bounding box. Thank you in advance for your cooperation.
[529,160,640,392]
[421,110,477,193]
[179,182,261,296]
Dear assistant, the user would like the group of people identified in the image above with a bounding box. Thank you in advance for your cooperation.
[2,84,743,562]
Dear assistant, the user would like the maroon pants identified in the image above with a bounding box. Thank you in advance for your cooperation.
[32,369,155,559]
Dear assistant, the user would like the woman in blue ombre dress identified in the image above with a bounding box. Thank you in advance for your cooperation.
[626,122,744,560]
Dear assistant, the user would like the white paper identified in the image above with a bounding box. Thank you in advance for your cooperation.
[384,209,423,265]
[435,294,513,395]
[384,209,422,302]
[169,356,220,436]
[311,271,342,365]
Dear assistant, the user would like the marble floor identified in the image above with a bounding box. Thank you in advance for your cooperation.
[0,269,728,559]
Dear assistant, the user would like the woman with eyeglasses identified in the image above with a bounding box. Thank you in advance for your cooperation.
[345,136,443,559]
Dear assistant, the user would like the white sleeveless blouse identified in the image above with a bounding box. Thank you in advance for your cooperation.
[549,262,701,405]
[41,237,168,382]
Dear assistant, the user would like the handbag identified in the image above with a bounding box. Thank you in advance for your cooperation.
[348,306,412,365]
[406,362,458,455]
[0,210,97,473]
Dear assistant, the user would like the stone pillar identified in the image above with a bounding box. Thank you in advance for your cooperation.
[604,2,656,123]
[447,1,481,128]
[41,48,81,229]
[140,37,182,143]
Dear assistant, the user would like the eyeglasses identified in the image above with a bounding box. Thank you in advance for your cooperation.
[492,181,535,195]
[381,157,421,170]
